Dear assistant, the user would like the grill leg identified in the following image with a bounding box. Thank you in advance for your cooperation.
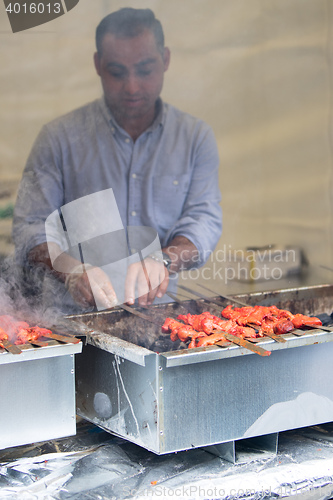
[203,440,235,463]
[203,432,279,464]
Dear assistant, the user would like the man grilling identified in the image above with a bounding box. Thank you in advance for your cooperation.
[12,8,222,313]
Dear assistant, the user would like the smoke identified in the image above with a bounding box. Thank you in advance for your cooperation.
[0,253,68,329]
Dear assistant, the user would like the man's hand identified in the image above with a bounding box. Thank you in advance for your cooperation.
[163,236,200,273]
[124,257,169,306]
[28,243,117,310]
[66,264,117,309]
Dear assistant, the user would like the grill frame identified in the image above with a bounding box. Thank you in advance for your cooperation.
[73,284,333,455]
[0,341,82,450]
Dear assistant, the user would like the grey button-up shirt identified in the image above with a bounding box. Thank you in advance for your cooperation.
[13,98,222,270]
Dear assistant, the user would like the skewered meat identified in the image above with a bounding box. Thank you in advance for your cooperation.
[177,325,201,342]
[162,318,187,341]
[14,326,52,345]
[226,322,258,338]
[246,306,280,325]
[273,319,294,335]
[291,314,322,329]
[275,309,294,320]
[162,313,258,348]
[222,305,322,332]
[177,312,225,334]
[0,315,29,337]
[221,305,281,326]
[259,316,293,336]
[0,327,9,348]
[188,331,208,348]
[161,317,180,333]
[15,328,39,344]
[163,304,323,350]
[178,313,257,339]
[195,331,227,348]
[162,317,207,343]
[0,315,54,345]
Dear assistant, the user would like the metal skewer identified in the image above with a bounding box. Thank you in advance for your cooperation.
[119,303,162,327]
[1,340,22,354]
[216,332,271,357]
[197,283,250,307]
[177,284,224,312]
[43,331,81,344]
[166,291,194,310]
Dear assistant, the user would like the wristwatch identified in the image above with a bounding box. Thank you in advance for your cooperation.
[161,252,172,270]
[149,251,172,270]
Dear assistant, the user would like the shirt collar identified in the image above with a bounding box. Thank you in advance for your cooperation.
[98,96,165,135]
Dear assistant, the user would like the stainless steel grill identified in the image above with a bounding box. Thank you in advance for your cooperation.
[71,284,333,458]
[0,338,82,450]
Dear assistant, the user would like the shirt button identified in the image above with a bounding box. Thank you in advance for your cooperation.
[111,127,115,133]
[173,180,179,185]
[132,173,137,179]
[125,138,130,143]
[131,211,137,216]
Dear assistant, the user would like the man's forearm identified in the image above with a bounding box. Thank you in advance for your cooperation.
[28,242,81,283]
[28,242,117,308]
[163,236,199,274]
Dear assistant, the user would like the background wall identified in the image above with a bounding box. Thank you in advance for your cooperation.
[1,0,333,287]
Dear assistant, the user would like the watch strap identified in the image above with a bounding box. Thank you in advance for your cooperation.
[148,251,172,270]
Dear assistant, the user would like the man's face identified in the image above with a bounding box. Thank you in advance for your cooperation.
[94,30,170,123]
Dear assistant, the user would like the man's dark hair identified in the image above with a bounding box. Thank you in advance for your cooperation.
[96,8,165,56]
